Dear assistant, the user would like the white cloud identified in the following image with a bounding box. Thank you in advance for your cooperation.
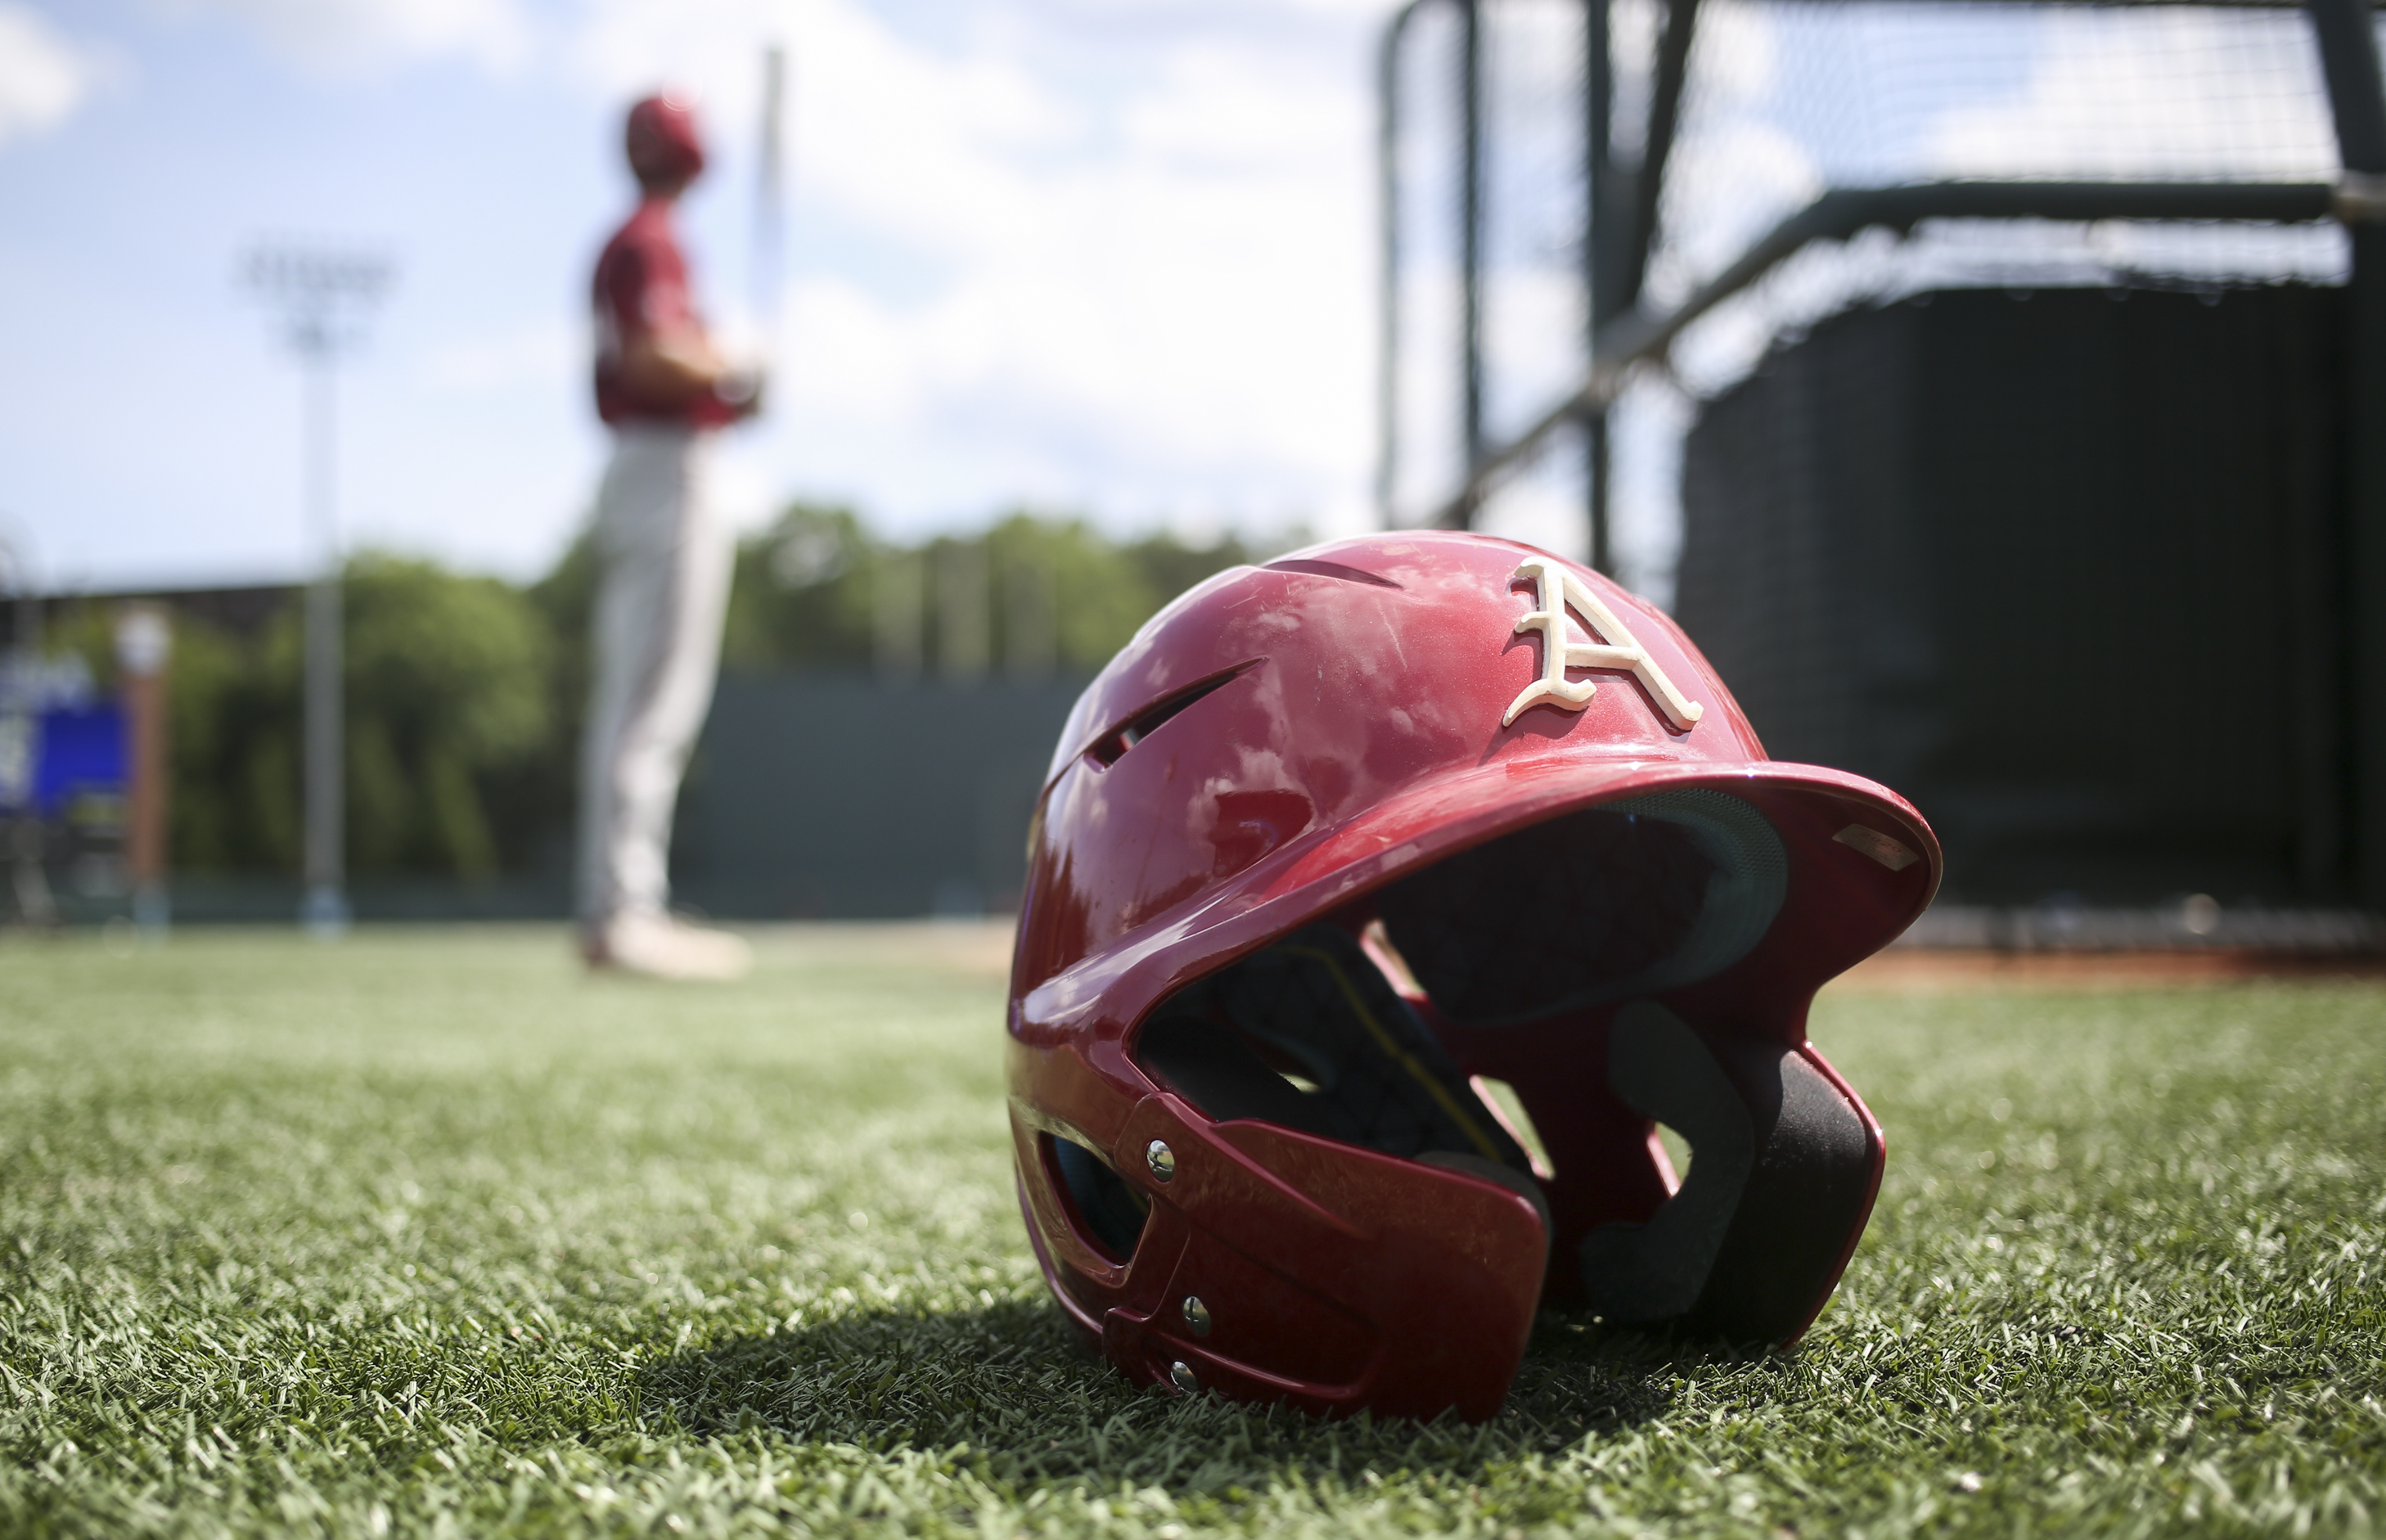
[1927,9,2335,180]
[161,0,533,73]
[0,3,102,148]
[569,0,1099,260]
[424,316,579,393]
[1476,462,1589,567]
[1649,119,1820,304]
[1636,1,1821,305]
[1687,0,1779,104]
[560,0,1381,537]
[50,0,1387,562]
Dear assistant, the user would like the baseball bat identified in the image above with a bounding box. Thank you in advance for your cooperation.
[753,43,786,343]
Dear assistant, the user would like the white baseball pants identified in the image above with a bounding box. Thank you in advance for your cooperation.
[577,425,734,927]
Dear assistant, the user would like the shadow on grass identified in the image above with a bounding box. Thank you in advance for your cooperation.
[641,1301,1775,1486]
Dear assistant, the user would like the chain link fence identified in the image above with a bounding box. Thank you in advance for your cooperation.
[1382,0,2361,603]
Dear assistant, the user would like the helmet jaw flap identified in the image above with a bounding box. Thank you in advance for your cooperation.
[1010,1083,1550,1421]
[1556,1004,1884,1341]
[1007,532,1938,1421]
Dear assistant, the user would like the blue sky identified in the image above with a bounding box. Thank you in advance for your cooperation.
[0,0,1387,591]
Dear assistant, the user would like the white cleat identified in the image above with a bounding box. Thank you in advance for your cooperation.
[583,912,752,982]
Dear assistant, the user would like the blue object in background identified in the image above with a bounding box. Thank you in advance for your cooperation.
[33,704,127,816]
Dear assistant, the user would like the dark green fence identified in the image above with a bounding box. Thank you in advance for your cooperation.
[670,674,1084,921]
[1677,284,2348,906]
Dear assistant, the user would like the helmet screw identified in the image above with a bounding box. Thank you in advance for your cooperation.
[1182,1295,1212,1336]
[1146,1139,1176,1182]
[1168,1360,1199,1394]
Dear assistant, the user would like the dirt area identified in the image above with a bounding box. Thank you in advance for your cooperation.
[755,918,1019,982]
[1829,948,2386,992]
[750,920,2386,993]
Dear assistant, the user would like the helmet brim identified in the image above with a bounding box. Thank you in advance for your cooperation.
[1020,754,1938,1046]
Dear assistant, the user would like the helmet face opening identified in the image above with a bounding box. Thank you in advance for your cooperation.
[1138,925,1531,1167]
[1007,532,1938,1421]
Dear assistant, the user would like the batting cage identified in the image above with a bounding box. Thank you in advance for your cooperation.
[1381,0,2386,916]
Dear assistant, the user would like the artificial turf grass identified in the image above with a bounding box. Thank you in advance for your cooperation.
[0,926,2377,1538]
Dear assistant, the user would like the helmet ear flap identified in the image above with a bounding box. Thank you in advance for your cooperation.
[1578,1002,1881,1344]
[1578,1002,1758,1323]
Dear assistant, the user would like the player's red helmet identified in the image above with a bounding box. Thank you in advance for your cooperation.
[1006,531,1938,1421]
[626,93,705,188]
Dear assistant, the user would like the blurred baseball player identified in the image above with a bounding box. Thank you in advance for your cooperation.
[578,93,762,980]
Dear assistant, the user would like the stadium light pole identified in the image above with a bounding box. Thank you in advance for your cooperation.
[242,245,393,937]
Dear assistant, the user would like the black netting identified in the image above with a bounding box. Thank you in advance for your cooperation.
[1677,285,2348,903]
[1383,0,2355,586]
[1137,925,1529,1169]
[1378,806,1715,1026]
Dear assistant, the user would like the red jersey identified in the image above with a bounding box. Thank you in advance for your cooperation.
[592,199,739,429]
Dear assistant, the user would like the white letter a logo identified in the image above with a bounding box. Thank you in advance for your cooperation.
[1502,557,1704,732]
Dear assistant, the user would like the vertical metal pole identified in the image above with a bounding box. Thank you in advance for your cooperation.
[874,550,926,682]
[1584,0,1614,573]
[2307,0,2386,906]
[301,349,347,934]
[1379,11,1407,529]
[242,249,384,934]
[1585,417,1612,574]
[754,44,787,332]
[2312,0,2386,161]
[1630,0,1702,314]
[1460,0,1485,524]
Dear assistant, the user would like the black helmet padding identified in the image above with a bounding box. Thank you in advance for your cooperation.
[1581,1002,1877,1343]
[1375,791,1791,1028]
[1137,925,1532,1173]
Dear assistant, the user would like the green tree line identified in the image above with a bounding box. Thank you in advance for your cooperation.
[57,510,1258,880]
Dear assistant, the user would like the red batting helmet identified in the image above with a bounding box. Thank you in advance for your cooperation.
[626,93,705,187]
[1006,531,1939,1421]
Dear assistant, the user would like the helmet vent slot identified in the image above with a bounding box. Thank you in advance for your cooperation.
[1262,557,1403,589]
[1088,666,1251,767]
[1044,1134,1149,1263]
